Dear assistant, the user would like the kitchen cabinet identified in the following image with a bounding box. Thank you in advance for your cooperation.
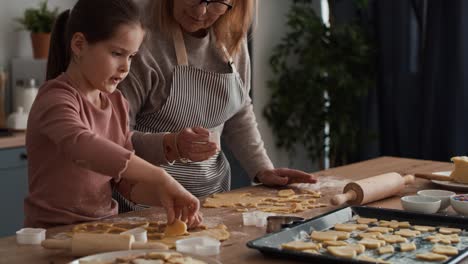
[0,147,28,237]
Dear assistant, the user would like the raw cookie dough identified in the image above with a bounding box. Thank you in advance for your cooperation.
[358,232,382,239]
[377,234,407,244]
[203,190,326,214]
[379,220,410,229]
[164,219,188,237]
[358,238,386,249]
[367,227,393,233]
[432,245,459,256]
[413,225,436,232]
[394,229,421,237]
[278,189,296,197]
[439,227,462,234]
[400,242,416,252]
[378,245,394,255]
[323,241,348,247]
[281,241,320,251]
[416,252,449,262]
[426,234,460,244]
[311,231,350,241]
[334,223,368,232]
[356,217,378,225]
[327,245,365,259]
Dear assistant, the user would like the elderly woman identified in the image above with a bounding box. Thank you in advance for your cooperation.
[116,0,317,210]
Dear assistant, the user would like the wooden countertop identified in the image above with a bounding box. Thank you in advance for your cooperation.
[1,156,466,264]
[0,132,25,149]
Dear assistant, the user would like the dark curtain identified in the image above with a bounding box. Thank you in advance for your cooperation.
[361,0,468,161]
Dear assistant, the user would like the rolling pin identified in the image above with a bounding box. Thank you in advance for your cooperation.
[41,233,168,256]
[331,172,415,206]
[414,173,452,182]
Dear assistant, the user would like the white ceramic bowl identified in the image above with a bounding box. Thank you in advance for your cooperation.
[417,189,456,211]
[401,195,441,214]
[450,194,468,216]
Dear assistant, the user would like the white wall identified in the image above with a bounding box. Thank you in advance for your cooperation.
[0,0,76,68]
[252,0,321,173]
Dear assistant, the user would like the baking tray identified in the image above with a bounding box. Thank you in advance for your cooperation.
[247,206,468,264]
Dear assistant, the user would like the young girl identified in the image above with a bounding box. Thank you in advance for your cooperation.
[24,0,201,228]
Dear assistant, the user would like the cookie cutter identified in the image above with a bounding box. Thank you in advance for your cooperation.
[175,236,220,256]
[242,211,276,227]
[16,228,46,245]
[266,216,305,233]
[120,227,147,242]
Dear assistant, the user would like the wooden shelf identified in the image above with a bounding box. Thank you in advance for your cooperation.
[0,132,25,149]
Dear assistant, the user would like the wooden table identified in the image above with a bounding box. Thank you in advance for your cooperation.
[1,156,466,264]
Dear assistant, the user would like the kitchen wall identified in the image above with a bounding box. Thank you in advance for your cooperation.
[252,0,321,173]
[0,0,76,68]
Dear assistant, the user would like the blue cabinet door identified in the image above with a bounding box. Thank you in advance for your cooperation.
[0,147,28,237]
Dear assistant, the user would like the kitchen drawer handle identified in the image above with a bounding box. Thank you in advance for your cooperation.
[20,153,28,160]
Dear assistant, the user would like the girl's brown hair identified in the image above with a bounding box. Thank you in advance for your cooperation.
[46,0,143,80]
[151,0,255,55]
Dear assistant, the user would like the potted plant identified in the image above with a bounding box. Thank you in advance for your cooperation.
[263,0,376,169]
[16,0,59,59]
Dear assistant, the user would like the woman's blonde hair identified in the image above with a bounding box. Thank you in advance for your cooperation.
[151,0,255,55]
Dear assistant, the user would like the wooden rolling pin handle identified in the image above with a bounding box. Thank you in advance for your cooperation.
[331,190,357,206]
[403,174,415,185]
[41,239,72,250]
[414,173,452,182]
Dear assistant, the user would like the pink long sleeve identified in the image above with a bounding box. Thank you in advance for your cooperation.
[24,74,134,228]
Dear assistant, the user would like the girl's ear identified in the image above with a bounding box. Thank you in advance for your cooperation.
[70,32,88,59]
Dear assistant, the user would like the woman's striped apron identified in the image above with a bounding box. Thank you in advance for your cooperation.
[134,27,246,198]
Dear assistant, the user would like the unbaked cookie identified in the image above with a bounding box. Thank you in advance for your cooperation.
[432,245,459,256]
[439,227,462,235]
[400,242,416,252]
[278,189,296,197]
[327,245,365,259]
[378,245,394,255]
[416,252,448,262]
[379,220,410,229]
[358,238,386,249]
[164,219,188,237]
[394,229,420,238]
[358,232,382,239]
[356,217,378,225]
[281,241,320,251]
[377,234,407,244]
[311,231,349,241]
[334,223,368,232]
[413,225,436,232]
[322,241,348,247]
[367,227,393,233]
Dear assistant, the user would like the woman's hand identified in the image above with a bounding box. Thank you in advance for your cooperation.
[256,168,318,186]
[176,127,218,162]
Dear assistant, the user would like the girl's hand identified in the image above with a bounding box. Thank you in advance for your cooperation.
[256,168,318,186]
[176,127,218,162]
[156,173,200,224]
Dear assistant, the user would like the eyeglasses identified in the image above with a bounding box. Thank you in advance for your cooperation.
[185,0,233,15]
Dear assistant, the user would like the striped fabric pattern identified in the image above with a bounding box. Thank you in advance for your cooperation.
[134,63,245,198]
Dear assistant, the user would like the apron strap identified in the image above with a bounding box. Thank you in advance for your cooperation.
[173,26,189,66]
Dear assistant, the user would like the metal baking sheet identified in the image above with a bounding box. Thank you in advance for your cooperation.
[247,206,468,264]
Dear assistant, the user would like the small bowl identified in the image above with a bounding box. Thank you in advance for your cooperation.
[401,195,441,214]
[417,189,455,211]
[450,194,468,216]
